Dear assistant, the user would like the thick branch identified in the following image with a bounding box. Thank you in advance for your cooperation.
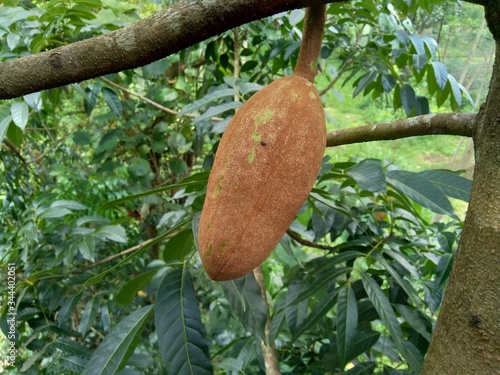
[0,0,344,100]
[326,113,476,147]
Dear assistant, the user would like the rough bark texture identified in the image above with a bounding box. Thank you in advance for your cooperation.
[0,0,336,100]
[326,113,475,147]
[421,40,500,375]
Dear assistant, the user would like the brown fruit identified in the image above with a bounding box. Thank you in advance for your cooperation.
[198,75,326,280]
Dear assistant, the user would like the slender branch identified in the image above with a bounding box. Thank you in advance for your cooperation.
[326,113,476,147]
[253,266,281,375]
[70,239,153,274]
[26,131,72,164]
[286,229,335,250]
[100,77,224,121]
[0,0,345,100]
[319,24,365,96]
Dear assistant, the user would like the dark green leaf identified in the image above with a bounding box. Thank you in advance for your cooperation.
[361,273,423,373]
[337,285,358,368]
[163,229,194,262]
[155,267,213,375]
[387,170,458,219]
[116,269,160,305]
[102,88,123,116]
[222,273,268,342]
[82,305,153,375]
[420,170,471,202]
[346,159,386,192]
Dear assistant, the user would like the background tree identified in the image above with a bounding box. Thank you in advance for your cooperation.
[0,0,497,374]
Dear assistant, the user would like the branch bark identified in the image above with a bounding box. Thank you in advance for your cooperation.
[0,0,345,100]
[326,113,475,147]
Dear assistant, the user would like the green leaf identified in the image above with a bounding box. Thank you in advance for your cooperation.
[346,159,386,192]
[420,170,471,202]
[269,291,287,343]
[102,88,122,116]
[447,74,462,108]
[180,88,235,115]
[39,207,73,219]
[51,199,88,210]
[0,115,11,144]
[56,338,92,358]
[78,236,96,261]
[82,305,153,375]
[291,288,340,342]
[97,172,209,211]
[81,219,191,290]
[128,157,152,177]
[193,101,242,124]
[78,298,98,335]
[155,267,213,375]
[163,229,194,262]
[95,225,127,243]
[361,273,423,373]
[337,285,358,369]
[394,304,431,342]
[84,82,101,115]
[221,273,268,342]
[387,170,458,219]
[116,268,160,305]
[60,356,87,373]
[10,101,29,130]
[430,61,448,91]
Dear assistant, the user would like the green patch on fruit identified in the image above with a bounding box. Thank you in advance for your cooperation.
[206,243,213,257]
[247,148,256,164]
[252,107,274,143]
[310,59,317,73]
[212,182,223,197]
[218,241,228,254]
[309,91,316,99]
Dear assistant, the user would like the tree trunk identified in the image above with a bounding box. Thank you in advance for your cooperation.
[421,38,500,374]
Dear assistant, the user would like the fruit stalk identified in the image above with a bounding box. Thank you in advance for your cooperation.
[294,4,327,82]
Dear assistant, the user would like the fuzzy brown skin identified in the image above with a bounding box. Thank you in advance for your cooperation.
[198,75,326,280]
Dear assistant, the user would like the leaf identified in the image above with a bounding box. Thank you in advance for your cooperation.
[346,159,386,192]
[361,273,423,373]
[39,207,73,219]
[163,229,194,262]
[102,88,123,116]
[116,268,160,305]
[82,305,154,375]
[221,273,268,342]
[155,267,213,375]
[84,82,101,115]
[78,236,96,261]
[60,356,87,373]
[394,304,431,342]
[78,298,98,336]
[51,199,88,210]
[180,88,235,115]
[23,92,42,111]
[128,157,152,177]
[81,219,190,293]
[269,291,287,343]
[291,288,340,342]
[387,170,458,219]
[55,338,92,358]
[95,225,127,243]
[193,101,242,124]
[430,61,448,91]
[97,172,209,211]
[0,116,11,144]
[10,101,29,130]
[420,170,472,202]
[447,74,462,108]
[337,285,358,369]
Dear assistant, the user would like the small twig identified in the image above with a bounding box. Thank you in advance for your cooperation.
[70,239,154,274]
[26,131,72,164]
[100,77,224,122]
[286,229,335,251]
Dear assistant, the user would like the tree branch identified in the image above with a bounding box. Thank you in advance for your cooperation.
[0,0,346,100]
[286,229,335,251]
[100,77,224,121]
[326,113,476,147]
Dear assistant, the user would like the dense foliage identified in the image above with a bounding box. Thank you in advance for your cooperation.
[0,0,484,373]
